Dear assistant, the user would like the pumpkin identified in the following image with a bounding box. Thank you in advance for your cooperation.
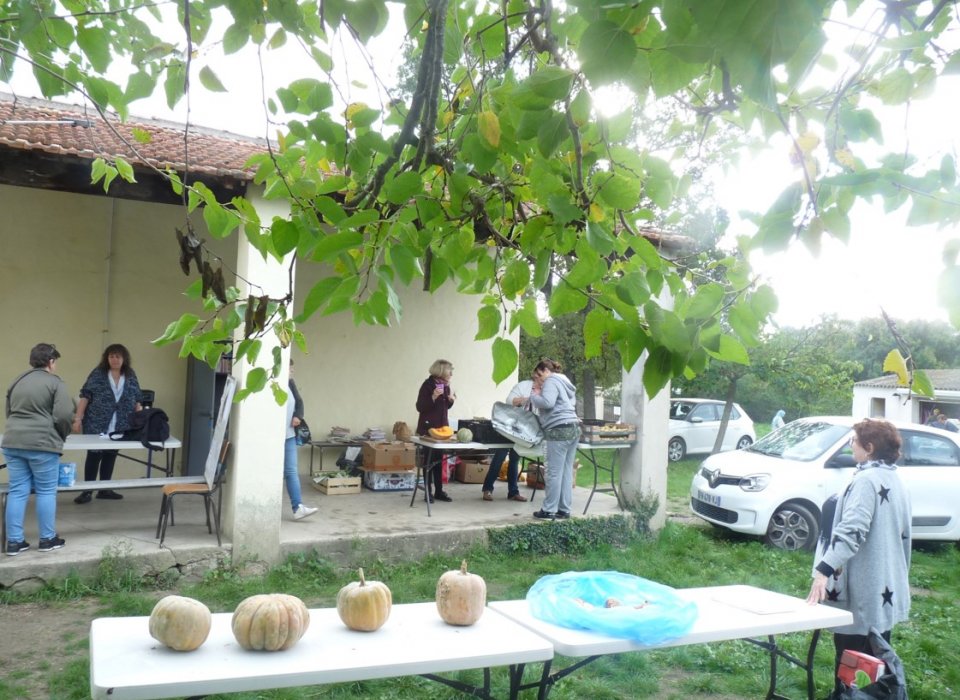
[428,426,454,439]
[436,559,486,626]
[148,595,212,652]
[456,427,474,443]
[337,567,393,632]
[231,593,311,651]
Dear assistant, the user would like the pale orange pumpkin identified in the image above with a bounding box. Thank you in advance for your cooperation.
[148,595,212,652]
[436,559,486,626]
[337,567,392,632]
[231,593,311,651]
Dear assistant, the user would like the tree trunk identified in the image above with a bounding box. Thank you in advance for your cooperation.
[712,377,738,454]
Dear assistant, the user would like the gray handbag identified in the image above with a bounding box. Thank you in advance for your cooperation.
[491,401,544,449]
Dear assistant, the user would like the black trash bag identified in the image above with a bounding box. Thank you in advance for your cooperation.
[833,627,907,700]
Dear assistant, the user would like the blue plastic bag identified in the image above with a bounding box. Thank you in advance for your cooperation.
[526,571,698,644]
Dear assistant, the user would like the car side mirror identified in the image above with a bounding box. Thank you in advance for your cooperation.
[826,453,857,469]
[690,417,703,424]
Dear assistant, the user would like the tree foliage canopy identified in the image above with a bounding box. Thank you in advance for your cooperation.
[3,0,958,399]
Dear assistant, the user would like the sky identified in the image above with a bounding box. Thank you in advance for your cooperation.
[5,6,958,331]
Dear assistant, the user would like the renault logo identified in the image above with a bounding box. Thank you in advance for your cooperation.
[708,468,721,488]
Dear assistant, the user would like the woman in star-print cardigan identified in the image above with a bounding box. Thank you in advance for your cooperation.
[807,418,911,694]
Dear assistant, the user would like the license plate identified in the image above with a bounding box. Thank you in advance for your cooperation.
[697,490,721,506]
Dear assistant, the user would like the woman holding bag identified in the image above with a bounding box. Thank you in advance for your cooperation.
[72,344,142,503]
[528,359,579,520]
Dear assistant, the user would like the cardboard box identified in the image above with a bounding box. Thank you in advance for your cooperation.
[362,441,417,471]
[455,457,491,484]
[312,472,361,495]
[581,421,637,444]
[524,461,579,489]
[362,469,417,491]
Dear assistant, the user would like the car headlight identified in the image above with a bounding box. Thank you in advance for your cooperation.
[739,474,770,491]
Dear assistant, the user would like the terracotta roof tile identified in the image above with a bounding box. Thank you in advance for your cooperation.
[0,92,268,181]
[855,369,960,391]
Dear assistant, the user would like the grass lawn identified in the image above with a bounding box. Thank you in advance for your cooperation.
[2,447,956,699]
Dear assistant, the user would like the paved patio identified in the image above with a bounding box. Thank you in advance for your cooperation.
[0,474,625,589]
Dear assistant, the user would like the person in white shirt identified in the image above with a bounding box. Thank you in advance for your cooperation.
[480,380,532,502]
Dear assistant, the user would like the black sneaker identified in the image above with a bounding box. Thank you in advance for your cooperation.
[556,511,571,519]
[74,491,92,504]
[38,536,65,552]
[434,491,453,502]
[532,509,556,520]
[5,541,30,556]
[96,490,123,500]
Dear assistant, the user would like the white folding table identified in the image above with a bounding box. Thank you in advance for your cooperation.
[408,436,514,516]
[60,433,183,478]
[89,601,554,700]
[489,584,854,700]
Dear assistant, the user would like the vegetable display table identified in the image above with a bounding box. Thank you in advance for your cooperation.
[489,584,853,700]
[90,601,553,700]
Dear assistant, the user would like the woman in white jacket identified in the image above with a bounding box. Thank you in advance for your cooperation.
[528,359,579,520]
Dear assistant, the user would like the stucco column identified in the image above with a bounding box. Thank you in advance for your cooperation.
[223,195,291,564]
[618,353,670,531]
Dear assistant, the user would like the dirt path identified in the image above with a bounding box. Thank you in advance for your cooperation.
[0,598,104,699]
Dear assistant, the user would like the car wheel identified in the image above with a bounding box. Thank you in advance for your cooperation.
[667,437,686,462]
[764,503,819,551]
[736,436,753,450]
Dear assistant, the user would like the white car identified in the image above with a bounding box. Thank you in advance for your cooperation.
[668,398,755,462]
[690,416,960,550]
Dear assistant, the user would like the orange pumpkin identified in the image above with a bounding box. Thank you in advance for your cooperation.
[436,559,486,626]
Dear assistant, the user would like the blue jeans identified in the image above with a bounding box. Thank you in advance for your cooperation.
[283,437,302,512]
[482,448,521,496]
[542,432,580,514]
[3,447,60,542]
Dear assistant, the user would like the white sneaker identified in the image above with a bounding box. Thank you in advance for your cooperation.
[293,504,318,520]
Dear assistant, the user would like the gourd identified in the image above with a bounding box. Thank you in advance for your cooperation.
[428,426,454,439]
[148,595,212,652]
[436,560,486,626]
[231,593,311,651]
[456,427,473,443]
[337,567,392,632]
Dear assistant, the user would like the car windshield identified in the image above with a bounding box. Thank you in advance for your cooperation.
[670,401,697,419]
[747,421,850,461]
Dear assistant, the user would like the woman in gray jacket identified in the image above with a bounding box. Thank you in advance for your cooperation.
[528,359,579,520]
[806,418,911,694]
[2,343,75,555]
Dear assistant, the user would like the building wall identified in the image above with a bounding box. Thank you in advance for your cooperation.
[0,183,513,485]
[0,183,234,478]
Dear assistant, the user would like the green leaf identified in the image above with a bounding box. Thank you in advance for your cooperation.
[223,23,249,54]
[642,346,673,399]
[199,65,227,92]
[548,281,589,315]
[501,259,531,298]
[163,61,187,108]
[596,171,641,210]
[583,308,607,358]
[512,66,575,110]
[153,314,201,345]
[476,305,501,340]
[579,19,638,85]
[296,277,343,321]
[245,367,268,392]
[270,219,299,257]
[510,298,543,337]
[912,369,935,398]
[113,156,135,183]
[384,171,423,204]
[686,283,724,319]
[714,335,750,365]
[311,231,363,262]
[388,244,421,286]
[76,26,111,73]
[492,337,519,384]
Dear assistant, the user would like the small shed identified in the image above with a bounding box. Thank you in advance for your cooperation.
[852,370,960,423]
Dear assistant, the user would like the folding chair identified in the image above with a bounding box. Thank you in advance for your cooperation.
[156,440,229,547]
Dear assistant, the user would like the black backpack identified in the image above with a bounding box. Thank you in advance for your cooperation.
[111,408,170,447]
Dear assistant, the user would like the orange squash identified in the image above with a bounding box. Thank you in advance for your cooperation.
[337,568,392,632]
[149,595,212,652]
[428,426,454,439]
[436,560,486,626]
[231,593,311,651]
